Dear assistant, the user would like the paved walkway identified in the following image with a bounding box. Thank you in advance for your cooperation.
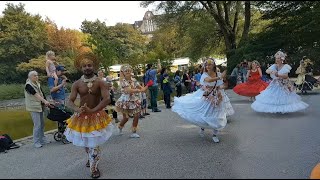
[1,90,320,178]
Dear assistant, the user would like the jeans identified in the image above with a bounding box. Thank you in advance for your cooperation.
[149,85,159,110]
[176,85,182,97]
[30,112,46,145]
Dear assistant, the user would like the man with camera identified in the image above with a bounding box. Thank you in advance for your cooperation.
[48,65,68,107]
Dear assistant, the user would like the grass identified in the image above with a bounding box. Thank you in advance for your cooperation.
[0,84,26,100]
[0,109,57,140]
[0,83,72,101]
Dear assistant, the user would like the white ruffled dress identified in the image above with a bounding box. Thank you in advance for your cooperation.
[220,89,235,117]
[172,72,227,130]
[251,64,309,113]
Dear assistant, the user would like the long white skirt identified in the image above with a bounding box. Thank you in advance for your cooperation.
[64,123,113,148]
[251,80,309,113]
[172,89,227,130]
[221,89,235,117]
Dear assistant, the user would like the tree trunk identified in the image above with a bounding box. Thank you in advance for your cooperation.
[239,1,251,46]
[199,1,248,59]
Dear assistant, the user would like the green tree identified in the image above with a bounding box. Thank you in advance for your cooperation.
[0,3,48,83]
[16,55,77,74]
[233,1,320,73]
[80,20,148,70]
[45,18,88,58]
[141,1,252,60]
[81,19,119,69]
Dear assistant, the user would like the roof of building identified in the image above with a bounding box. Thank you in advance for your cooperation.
[134,20,143,28]
[143,11,154,20]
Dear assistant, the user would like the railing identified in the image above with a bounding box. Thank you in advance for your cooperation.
[0,103,25,110]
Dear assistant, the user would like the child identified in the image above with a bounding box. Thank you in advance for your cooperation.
[162,74,173,108]
[45,51,58,87]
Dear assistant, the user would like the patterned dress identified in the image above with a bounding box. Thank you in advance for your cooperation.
[115,78,142,115]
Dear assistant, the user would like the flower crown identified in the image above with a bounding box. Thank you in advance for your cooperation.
[120,64,132,72]
[274,50,287,60]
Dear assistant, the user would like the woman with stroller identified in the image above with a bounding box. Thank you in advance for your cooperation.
[24,71,52,148]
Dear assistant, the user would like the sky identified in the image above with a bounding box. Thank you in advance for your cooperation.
[0,1,157,30]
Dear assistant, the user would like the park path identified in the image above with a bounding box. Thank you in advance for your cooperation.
[1,89,320,178]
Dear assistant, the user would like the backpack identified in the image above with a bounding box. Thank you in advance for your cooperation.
[0,134,18,153]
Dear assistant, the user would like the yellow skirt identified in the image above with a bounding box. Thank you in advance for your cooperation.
[66,110,112,133]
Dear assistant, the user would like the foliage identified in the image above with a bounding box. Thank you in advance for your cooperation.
[16,55,78,75]
[229,1,320,73]
[141,1,252,60]
[81,20,148,70]
[0,3,48,83]
[45,18,87,56]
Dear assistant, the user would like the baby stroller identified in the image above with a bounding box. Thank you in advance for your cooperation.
[295,58,319,94]
[47,105,73,144]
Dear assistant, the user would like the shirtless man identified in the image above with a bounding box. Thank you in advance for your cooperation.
[64,52,113,178]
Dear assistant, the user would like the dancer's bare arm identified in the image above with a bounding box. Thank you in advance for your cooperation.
[68,81,81,113]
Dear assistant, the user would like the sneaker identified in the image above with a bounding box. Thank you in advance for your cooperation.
[152,109,161,112]
[144,113,150,116]
[199,128,205,138]
[130,133,140,138]
[34,143,43,148]
[212,135,220,143]
[41,139,51,145]
[86,160,90,168]
[139,114,145,119]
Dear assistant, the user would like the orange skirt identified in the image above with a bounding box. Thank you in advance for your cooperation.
[66,110,112,133]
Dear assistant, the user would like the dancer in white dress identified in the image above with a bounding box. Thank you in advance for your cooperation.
[172,58,227,143]
[251,50,309,113]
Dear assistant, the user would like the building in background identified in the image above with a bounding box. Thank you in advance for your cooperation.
[132,11,158,38]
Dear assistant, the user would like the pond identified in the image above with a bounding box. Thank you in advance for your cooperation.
[0,109,57,140]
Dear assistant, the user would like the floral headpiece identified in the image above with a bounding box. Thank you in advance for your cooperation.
[274,50,287,60]
[120,64,132,72]
[203,57,215,67]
